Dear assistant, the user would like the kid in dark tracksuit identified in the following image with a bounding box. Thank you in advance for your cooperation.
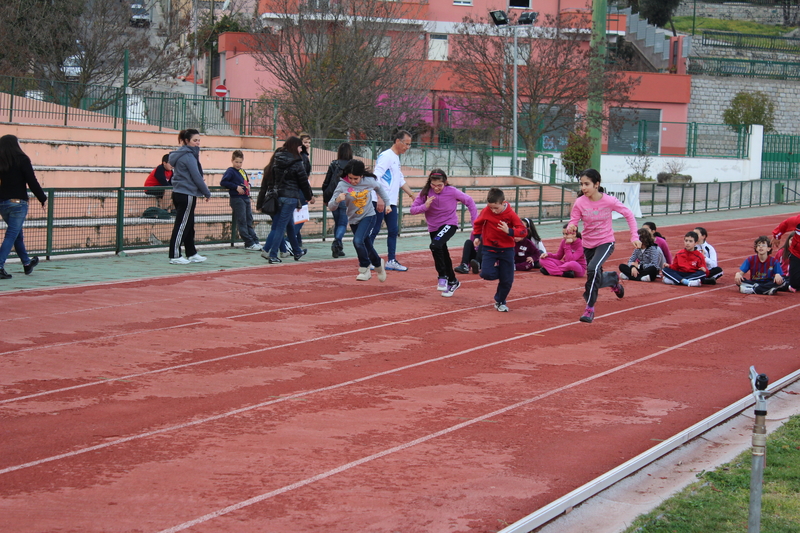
[220,150,260,251]
[471,188,527,312]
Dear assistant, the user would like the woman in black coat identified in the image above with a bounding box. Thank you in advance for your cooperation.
[0,135,48,279]
[321,142,353,258]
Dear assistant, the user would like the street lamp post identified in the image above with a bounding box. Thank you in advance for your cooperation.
[490,10,537,177]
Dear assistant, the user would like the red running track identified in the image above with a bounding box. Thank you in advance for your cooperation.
[1,215,799,533]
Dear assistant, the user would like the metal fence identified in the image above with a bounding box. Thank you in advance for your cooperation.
[4,180,797,260]
[688,56,800,80]
[700,31,800,53]
[762,134,800,180]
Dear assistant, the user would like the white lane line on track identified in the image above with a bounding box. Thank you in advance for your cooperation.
[0,284,752,475]
[154,301,800,533]
[0,285,577,404]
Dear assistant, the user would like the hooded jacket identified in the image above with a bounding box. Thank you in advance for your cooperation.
[168,145,211,198]
[271,150,313,203]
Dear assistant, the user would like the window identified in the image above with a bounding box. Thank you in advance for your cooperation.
[428,34,448,61]
[374,36,391,58]
[304,33,328,55]
[505,41,530,65]
[608,108,662,154]
[509,0,530,8]
[453,0,472,5]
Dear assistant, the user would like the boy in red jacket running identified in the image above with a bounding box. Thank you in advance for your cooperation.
[662,231,708,286]
[472,188,527,311]
[771,213,800,291]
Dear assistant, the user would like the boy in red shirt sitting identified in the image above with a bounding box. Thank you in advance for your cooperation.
[472,188,527,312]
[735,236,785,295]
[662,231,708,287]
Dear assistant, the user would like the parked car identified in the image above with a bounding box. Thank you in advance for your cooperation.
[130,4,151,27]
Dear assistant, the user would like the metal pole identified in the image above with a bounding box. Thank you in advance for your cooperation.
[512,27,519,177]
[121,49,129,189]
[588,0,607,170]
[692,0,697,35]
[193,0,198,98]
[748,366,769,533]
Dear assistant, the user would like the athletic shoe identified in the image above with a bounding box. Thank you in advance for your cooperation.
[442,280,460,297]
[187,254,207,263]
[245,244,262,251]
[280,251,292,258]
[766,287,779,295]
[701,278,717,285]
[619,273,629,280]
[331,243,339,258]
[494,301,509,312]
[789,286,797,293]
[293,253,303,261]
[611,282,625,299]
[375,259,387,282]
[454,263,469,274]
[579,307,595,323]
[0,268,12,279]
[540,267,549,276]
[470,259,480,274]
[23,256,39,275]
[170,257,191,265]
[437,278,448,291]
[663,278,676,285]
[562,270,575,278]
[268,257,282,264]
[639,275,651,282]
[683,279,702,287]
[385,259,408,271]
[356,267,372,281]
[739,284,755,294]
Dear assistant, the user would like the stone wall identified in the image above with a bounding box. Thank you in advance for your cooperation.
[691,41,800,62]
[689,76,800,135]
[675,2,786,25]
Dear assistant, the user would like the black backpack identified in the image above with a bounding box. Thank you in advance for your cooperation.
[323,160,346,204]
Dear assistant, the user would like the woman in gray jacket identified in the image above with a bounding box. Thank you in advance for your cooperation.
[167,129,211,264]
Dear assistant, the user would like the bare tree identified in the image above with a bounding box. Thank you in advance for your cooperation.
[249,0,435,139]
[449,12,639,177]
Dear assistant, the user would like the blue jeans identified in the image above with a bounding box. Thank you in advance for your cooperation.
[229,196,259,247]
[480,247,515,305]
[352,216,381,268]
[369,202,399,261]
[332,202,348,242]
[264,197,301,258]
[0,199,30,268]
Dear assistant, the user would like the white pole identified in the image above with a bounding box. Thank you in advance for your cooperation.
[512,27,518,177]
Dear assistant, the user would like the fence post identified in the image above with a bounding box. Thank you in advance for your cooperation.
[775,182,784,203]
[397,191,404,233]
[537,184,543,223]
[9,77,15,123]
[115,188,126,255]
[273,99,279,146]
[240,99,245,135]
[158,92,164,132]
[230,211,237,247]
[650,183,655,216]
[549,161,557,184]
[321,202,328,242]
[46,189,54,260]
[679,184,685,214]
[459,186,466,231]
[514,186,520,213]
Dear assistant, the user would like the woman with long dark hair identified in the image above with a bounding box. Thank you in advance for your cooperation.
[0,135,48,279]
[260,136,315,263]
[167,128,211,264]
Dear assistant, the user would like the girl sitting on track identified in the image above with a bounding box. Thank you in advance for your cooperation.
[567,169,641,324]
[514,218,546,271]
[410,169,477,297]
[539,224,586,278]
[619,228,664,282]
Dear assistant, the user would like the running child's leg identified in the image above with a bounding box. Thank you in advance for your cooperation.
[790,252,800,291]
[495,248,515,305]
[430,224,457,282]
[480,247,500,281]
[583,243,615,307]
[351,220,373,268]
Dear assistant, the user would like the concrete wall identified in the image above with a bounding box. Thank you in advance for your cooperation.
[675,2,786,25]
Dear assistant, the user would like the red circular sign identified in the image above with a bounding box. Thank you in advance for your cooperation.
[215,85,228,98]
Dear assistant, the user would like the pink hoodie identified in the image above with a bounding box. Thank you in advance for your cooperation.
[568,193,638,249]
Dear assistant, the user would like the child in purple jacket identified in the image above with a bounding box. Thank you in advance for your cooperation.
[515,218,545,271]
[410,169,478,297]
[539,224,587,278]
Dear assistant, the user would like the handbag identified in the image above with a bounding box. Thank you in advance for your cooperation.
[258,188,279,217]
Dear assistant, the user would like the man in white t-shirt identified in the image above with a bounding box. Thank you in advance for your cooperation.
[369,130,416,271]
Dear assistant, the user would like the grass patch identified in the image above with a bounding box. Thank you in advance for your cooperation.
[672,16,796,37]
[622,414,800,533]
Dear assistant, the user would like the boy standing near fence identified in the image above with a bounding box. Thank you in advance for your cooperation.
[220,150,261,251]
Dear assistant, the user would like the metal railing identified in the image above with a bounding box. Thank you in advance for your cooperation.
[605,120,750,159]
[762,134,800,180]
[4,180,797,259]
[688,56,800,80]
[700,30,800,53]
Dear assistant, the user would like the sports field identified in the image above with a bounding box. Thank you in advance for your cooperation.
[1,207,799,533]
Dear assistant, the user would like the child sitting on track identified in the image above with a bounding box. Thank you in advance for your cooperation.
[662,231,708,286]
[410,169,477,297]
[735,236,785,295]
[472,188,527,312]
[514,218,545,271]
[328,160,390,282]
[642,221,672,264]
[619,228,664,282]
[539,224,586,278]
[454,232,482,275]
[694,227,723,284]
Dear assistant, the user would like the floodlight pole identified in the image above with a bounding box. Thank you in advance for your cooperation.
[588,0,607,170]
[512,27,519,177]
[748,365,769,533]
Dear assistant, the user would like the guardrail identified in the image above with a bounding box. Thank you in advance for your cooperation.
[688,56,800,80]
[3,181,797,260]
[701,30,800,53]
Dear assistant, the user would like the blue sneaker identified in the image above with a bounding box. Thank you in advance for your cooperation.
[385,259,408,271]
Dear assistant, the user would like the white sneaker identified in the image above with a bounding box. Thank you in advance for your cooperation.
[739,284,755,294]
[356,267,372,281]
[246,244,262,251]
[663,278,676,285]
[494,301,509,312]
[385,259,408,271]
[639,275,651,282]
[280,252,292,258]
[619,273,629,280]
[375,259,387,282]
[686,279,701,287]
[187,254,207,263]
[169,257,191,265]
